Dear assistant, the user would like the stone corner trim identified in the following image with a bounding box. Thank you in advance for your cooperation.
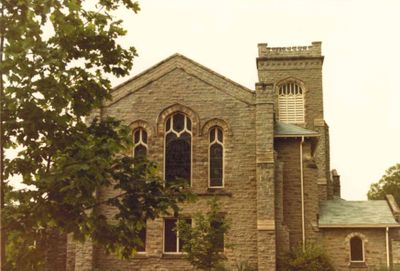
[257,219,275,231]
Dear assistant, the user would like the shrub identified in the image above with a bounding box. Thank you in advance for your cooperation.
[177,199,230,271]
[235,261,257,271]
[283,244,335,271]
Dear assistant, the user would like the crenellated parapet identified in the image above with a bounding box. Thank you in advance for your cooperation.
[258,42,322,58]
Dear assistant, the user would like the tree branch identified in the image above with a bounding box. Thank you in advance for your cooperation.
[0,0,6,268]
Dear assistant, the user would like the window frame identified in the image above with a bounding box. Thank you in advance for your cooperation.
[210,219,225,252]
[349,235,365,263]
[133,128,148,158]
[277,81,305,124]
[163,112,193,187]
[208,126,224,188]
[135,223,147,254]
[163,218,192,254]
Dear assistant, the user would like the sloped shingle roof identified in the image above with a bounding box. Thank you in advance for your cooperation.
[274,121,318,138]
[319,200,400,228]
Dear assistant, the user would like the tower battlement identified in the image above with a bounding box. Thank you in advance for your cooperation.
[258,41,322,58]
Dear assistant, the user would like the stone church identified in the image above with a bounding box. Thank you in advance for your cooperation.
[64,42,400,271]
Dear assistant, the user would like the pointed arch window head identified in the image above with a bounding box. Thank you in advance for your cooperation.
[133,128,148,159]
[165,113,192,185]
[278,82,305,124]
[209,127,223,187]
[350,236,364,262]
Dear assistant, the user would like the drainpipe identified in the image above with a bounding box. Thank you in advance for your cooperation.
[300,136,305,251]
[386,227,390,269]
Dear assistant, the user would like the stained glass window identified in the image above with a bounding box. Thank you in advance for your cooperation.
[165,113,192,185]
[209,127,223,187]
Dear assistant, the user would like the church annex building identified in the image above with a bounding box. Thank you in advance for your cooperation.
[64,42,400,271]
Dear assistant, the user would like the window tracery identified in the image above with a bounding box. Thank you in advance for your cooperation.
[209,127,223,187]
[165,112,192,185]
[133,128,148,159]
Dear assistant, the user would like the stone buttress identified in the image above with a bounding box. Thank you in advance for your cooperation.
[255,82,276,270]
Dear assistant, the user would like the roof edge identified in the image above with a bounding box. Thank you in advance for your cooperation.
[274,134,319,138]
[111,53,254,94]
[178,54,254,94]
[319,224,400,229]
[386,194,400,221]
[111,53,181,92]
[274,121,319,138]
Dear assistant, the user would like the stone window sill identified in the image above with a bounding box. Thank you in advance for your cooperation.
[348,261,367,268]
[195,188,232,197]
[162,253,186,259]
[133,252,148,258]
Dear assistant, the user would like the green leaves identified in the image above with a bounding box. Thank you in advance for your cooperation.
[283,244,334,271]
[177,199,230,271]
[1,0,137,179]
[367,163,400,202]
[1,0,188,269]
[4,117,191,268]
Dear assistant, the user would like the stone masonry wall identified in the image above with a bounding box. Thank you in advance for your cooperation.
[256,43,324,129]
[275,139,302,248]
[302,142,319,243]
[255,83,276,270]
[321,228,397,271]
[274,160,290,270]
[257,42,331,203]
[274,138,319,249]
[91,65,261,270]
[315,121,332,201]
[45,230,67,271]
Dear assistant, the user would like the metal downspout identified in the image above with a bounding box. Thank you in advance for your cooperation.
[386,227,390,269]
[300,136,305,251]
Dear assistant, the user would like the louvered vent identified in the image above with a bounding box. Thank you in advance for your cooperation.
[278,82,305,124]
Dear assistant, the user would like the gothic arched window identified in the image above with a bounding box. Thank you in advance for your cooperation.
[165,112,192,185]
[209,127,223,187]
[133,128,148,159]
[350,236,364,262]
[278,82,305,124]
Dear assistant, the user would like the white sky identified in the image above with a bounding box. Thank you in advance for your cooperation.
[111,0,400,200]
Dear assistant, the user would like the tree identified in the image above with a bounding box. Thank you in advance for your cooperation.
[283,244,334,271]
[0,1,189,269]
[177,199,230,271]
[368,163,400,202]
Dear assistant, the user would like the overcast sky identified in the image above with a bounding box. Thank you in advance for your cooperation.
[110,0,400,200]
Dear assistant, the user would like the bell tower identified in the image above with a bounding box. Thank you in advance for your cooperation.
[256,41,331,201]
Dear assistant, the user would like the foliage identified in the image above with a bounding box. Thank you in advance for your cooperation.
[235,261,257,271]
[177,199,230,271]
[368,163,400,203]
[367,266,400,271]
[0,0,190,269]
[283,244,335,271]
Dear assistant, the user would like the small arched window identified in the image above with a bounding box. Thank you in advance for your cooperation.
[165,112,192,185]
[278,82,305,124]
[133,128,148,159]
[209,127,223,187]
[350,236,364,262]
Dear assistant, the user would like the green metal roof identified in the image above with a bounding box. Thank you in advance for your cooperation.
[319,200,399,228]
[274,121,318,138]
